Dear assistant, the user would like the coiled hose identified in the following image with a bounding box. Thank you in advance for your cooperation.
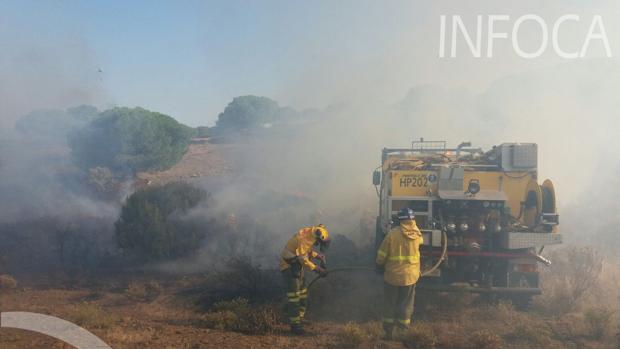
[307,229,448,290]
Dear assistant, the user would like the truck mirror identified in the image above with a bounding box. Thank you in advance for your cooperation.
[373,170,381,185]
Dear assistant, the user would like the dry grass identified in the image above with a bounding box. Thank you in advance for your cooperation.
[201,310,238,330]
[200,298,279,335]
[584,307,614,340]
[1,246,619,349]
[71,302,117,329]
[104,326,156,346]
[396,322,438,349]
[331,322,382,349]
[125,280,162,302]
[466,330,504,349]
[535,246,603,315]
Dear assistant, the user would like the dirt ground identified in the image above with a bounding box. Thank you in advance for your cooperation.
[136,139,234,187]
[1,271,618,349]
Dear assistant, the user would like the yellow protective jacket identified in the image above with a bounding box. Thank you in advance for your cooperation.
[376,220,423,286]
[279,226,320,271]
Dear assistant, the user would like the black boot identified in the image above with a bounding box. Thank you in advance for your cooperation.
[382,325,393,340]
[291,324,305,335]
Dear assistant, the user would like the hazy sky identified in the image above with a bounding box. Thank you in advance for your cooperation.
[0,1,618,127]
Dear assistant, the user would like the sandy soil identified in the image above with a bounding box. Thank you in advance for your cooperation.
[136,139,234,187]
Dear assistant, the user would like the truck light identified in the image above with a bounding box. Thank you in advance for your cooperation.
[446,223,456,232]
[494,224,502,233]
[467,179,480,195]
[514,264,537,273]
[459,223,469,231]
[478,223,486,232]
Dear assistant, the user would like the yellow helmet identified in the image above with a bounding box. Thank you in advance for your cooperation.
[314,224,331,251]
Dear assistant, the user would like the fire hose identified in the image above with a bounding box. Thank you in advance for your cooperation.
[307,229,449,291]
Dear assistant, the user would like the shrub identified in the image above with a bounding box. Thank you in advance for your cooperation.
[115,182,208,262]
[126,280,162,302]
[212,297,250,312]
[201,310,238,331]
[335,323,369,349]
[214,95,298,133]
[69,107,194,173]
[242,306,279,335]
[54,224,112,273]
[0,274,17,289]
[195,126,211,138]
[201,298,278,335]
[467,330,503,349]
[214,258,282,303]
[504,322,553,347]
[536,246,603,315]
[215,96,279,132]
[584,307,613,339]
[332,322,382,349]
[397,322,438,349]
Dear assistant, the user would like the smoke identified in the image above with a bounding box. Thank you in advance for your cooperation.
[183,55,620,268]
[250,1,620,249]
[0,4,113,221]
[0,29,119,274]
[3,1,620,274]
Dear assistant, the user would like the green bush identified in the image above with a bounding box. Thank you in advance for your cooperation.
[69,107,194,173]
[195,126,211,138]
[214,95,298,133]
[115,182,208,262]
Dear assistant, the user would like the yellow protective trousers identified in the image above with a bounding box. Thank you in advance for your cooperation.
[382,282,416,332]
[282,267,308,326]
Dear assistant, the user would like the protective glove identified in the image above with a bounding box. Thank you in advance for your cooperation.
[314,266,328,277]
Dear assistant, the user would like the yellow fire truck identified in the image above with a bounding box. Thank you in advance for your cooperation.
[373,140,561,305]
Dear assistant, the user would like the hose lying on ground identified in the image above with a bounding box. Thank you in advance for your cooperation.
[307,230,448,290]
[307,266,375,290]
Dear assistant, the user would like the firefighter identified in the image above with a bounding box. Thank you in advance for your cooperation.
[280,224,330,335]
[376,208,423,339]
